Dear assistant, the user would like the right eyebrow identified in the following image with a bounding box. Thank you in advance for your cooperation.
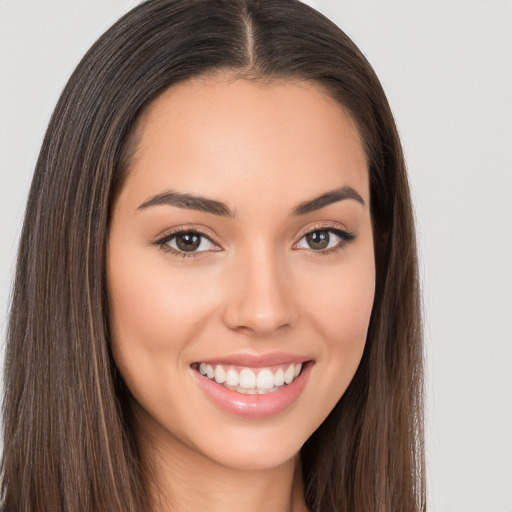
[292,186,365,215]
[137,190,234,217]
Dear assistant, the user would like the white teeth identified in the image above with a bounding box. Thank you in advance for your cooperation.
[256,368,275,390]
[225,368,239,387]
[198,362,305,393]
[284,364,295,384]
[274,368,285,386]
[239,368,256,389]
[214,365,226,384]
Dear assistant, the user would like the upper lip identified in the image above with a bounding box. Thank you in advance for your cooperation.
[192,352,312,368]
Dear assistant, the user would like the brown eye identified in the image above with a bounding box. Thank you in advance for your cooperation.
[161,231,219,254]
[294,227,355,252]
[175,233,201,251]
[305,231,330,250]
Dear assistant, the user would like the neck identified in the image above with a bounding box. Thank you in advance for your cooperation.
[139,423,309,512]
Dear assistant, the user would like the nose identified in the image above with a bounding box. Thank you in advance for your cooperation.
[221,248,295,336]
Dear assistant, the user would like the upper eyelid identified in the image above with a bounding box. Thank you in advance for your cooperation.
[153,225,219,244]
[294,221,351,240]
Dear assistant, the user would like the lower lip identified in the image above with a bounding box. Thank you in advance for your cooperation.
[192,362,313,419]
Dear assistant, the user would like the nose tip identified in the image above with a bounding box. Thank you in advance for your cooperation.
[230,306,291,336]
[221,258,294,336]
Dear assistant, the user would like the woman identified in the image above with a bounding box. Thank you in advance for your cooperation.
[1,0,425,511]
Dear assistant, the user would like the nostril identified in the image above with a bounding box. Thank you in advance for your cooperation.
[220,259,296,335]
[222,301,293,335]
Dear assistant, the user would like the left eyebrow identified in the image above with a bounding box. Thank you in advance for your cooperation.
[292,186,365,216]
[137,190,234,217]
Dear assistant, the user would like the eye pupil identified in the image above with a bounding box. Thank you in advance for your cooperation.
[176,233,201,251]
[306,231,329,250]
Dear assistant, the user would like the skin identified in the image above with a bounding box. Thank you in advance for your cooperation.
[107,76,375,512]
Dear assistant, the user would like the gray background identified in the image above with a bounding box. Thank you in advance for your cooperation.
[1,1,511,510]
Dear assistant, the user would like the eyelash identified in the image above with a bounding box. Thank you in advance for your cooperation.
[154,227,220,258]
[294,224,356,255]
[153,224,355,258]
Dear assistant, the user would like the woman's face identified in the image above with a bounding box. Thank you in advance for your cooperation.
[107,77,375,470]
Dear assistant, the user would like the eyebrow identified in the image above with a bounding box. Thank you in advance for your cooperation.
[137,190,234,217]
[292,186,365,215]
[137,185,365,217]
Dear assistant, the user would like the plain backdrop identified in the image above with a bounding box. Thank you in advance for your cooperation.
[1,1,511,511]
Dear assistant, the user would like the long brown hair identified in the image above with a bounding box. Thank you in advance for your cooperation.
[1,0,425,510]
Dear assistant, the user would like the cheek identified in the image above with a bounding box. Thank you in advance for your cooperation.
[305,255,375,349]
[299,248,375,403]
[106,248,220,392]
[106,252,224,440]
[324,273,374,344]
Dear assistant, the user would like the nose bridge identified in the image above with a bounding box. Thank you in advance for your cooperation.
[222,241,294,335]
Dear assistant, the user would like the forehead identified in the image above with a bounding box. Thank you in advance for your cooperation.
[121,76,369,210]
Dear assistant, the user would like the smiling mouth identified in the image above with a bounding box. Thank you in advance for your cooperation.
[191,362,305,395]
